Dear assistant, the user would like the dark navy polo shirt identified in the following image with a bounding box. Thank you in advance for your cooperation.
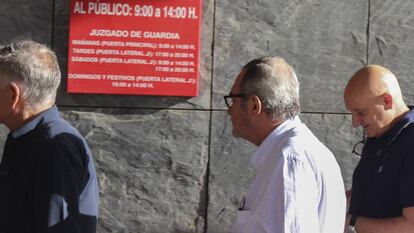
[349,109,414,218]
[0,106,99,233]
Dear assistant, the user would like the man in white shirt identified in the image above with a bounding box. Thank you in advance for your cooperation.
[224,56,346,233]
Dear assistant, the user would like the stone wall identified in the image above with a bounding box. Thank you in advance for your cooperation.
[1,0,413,232]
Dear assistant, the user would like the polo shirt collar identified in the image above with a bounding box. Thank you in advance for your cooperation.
[251,116,302,168]
[11,106,59,138]
[370,108,414,145]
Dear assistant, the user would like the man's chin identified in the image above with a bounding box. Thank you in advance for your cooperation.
[366,129,378,138]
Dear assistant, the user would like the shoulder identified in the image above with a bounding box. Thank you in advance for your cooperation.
[281,124,330,157]
[279,124,338,175]
[393,123,414,153]
[400,123,414,139]
[46,117,83,139]
[38,114,88,150]
[34,118,90,164]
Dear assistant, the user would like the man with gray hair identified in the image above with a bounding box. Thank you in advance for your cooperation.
[224,56,346,233]
[0,41,99,233]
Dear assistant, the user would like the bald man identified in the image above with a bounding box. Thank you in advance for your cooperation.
[344,65,414,233]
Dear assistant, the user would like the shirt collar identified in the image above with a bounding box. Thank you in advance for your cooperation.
[369,108,414,146]
[10,106,59,138]
[251,116,302,167]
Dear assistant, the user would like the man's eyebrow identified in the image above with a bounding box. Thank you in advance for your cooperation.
[351,108,366,113]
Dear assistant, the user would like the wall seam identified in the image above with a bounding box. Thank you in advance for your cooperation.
[51,0,56,49]
[204,0,218,231]
[58,105,353,115]
[366,0,371,64]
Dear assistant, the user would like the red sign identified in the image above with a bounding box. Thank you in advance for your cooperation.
[67,0,202,96]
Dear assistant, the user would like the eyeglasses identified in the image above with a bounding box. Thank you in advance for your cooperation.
[352,139,365,156]
[351,121,412,160]
[352,132,392,160]
[351,130,366,156]
[223,93,248,108]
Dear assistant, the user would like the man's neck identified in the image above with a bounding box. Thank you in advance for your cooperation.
[8,104,53,131]
[379,105,410,137]
[391,105,410,127]
[251,117,286,146]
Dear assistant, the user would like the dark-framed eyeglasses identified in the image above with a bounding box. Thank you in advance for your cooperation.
[351,138,365,156]
[352,121,412,160]
[351,130,366,156]
[223,93,248,108]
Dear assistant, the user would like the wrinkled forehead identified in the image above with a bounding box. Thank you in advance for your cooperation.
[345,89,378,111]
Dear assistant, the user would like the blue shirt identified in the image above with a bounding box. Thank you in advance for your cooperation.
[350,109,414,218]
[0,106,99,233]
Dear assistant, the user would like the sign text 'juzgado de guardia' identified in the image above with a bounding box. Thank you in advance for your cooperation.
[67,0,202,96]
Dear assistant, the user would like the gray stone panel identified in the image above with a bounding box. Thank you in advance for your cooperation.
[368,0,414,106]
[0,1,52,44]
[53,0,213,109]
[213,0,368,113]
[208,111,360,233]
[62,108,210,233]
[207,111,256,233]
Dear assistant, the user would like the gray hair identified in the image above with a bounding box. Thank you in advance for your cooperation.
[0,40,61,111]
[240,56,300,120]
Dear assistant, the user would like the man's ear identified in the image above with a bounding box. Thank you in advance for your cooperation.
[9,82,21,110]
[247,95,262,116]
[382,93,393,110]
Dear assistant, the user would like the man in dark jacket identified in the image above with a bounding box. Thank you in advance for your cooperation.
[0,40,99,233]
[344,65,414,233]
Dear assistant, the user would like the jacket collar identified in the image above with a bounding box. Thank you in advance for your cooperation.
[10,106,59,138]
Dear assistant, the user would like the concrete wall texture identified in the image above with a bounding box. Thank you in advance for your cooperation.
[0,0,413,232]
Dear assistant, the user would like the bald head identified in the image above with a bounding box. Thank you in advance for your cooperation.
[345,65,403,101]
[344,65,409,137]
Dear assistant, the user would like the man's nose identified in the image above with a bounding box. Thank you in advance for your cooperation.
[352,114,362,128]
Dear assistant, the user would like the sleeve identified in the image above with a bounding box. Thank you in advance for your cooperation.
[33,134,87,233]
[400,141,414,208]
[281,149,320,233]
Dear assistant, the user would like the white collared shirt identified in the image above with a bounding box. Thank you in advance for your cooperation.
[232,116,346,233]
